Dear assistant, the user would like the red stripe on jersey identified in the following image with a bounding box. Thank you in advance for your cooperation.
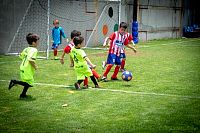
[108,32,128,56]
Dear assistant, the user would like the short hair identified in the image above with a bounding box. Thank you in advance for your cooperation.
[120,22,127,29]
[71,30,81,39]
[53,19,59,25]
[26,33,40,45]
[73,36,84,46]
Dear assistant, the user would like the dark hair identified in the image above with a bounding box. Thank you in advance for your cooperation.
[26,33,40,45]
[71,30,81,39]
[120,22,127,29]
[73,36,84,46]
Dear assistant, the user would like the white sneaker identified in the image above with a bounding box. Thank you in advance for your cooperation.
[102,61,106,69]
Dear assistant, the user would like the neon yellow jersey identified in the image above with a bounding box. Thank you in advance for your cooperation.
[19,47,38,85]
[70,47,92,80]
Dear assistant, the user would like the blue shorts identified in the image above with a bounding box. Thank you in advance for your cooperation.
[120,53,126,59]
[52,43,60,49]
[106,53,121,65]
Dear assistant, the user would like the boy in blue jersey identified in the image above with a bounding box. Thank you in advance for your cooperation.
[52,19,67,60]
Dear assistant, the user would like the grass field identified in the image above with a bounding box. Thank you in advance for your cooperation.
[0,38,200,132]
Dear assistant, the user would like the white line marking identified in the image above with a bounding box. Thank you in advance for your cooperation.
[1,79,200,99]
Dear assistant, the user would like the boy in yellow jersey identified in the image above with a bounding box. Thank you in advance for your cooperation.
[69,36,99,89]
[8,33,39,98]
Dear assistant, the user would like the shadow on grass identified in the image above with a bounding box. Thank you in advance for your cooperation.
[18,95,36,101]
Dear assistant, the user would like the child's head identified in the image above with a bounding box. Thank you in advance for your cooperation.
[26,33,40,47]
[73,36,84,48]
[119,22,128,34]
[71,30,81,39]
[53,19,59,27]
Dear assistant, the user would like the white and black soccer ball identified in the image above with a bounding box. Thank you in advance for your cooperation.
[122,71,133,81]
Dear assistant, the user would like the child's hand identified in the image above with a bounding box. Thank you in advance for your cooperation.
[133,48,137,53]
[35,65,38,70]
[91,65,96,69]
[66,38,69,43]
[60,58,64,64]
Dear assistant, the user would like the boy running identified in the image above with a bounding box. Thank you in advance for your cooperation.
[8,33,39,98]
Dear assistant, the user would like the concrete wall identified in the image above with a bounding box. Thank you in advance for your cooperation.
[137,0,181,41]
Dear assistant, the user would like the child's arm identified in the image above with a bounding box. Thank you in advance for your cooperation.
[126,44,137,53]
[103,37,110,47]
[60,28,66,38]
[29,60,38,70]
[84,57,96,69]
[60,52,65,64]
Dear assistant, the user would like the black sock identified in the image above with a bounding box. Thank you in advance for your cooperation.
[13,80,32,87]
[90,76,98,86]
[77,80,83,85]
[20,86,29,96]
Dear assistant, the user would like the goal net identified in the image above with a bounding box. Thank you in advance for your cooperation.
[7,0,120,59]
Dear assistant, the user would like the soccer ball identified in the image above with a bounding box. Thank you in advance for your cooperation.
[122,71,133,81]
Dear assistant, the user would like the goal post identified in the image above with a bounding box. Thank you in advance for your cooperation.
[7,0,121,58]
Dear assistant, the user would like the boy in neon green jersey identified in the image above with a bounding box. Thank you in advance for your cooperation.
[69,36,99,89]
[8,33,39,98]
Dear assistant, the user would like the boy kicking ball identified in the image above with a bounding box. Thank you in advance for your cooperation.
[8,33,39,98]
[69,36,100,89]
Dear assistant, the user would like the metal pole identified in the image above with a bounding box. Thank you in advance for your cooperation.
[46,0,50,59]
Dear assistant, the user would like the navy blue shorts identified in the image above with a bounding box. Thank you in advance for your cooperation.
[120,53,126,59]
[106,53,121,65]
[52,43,60,49]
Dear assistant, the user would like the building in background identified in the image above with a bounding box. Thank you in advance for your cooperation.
[0,0,199,55]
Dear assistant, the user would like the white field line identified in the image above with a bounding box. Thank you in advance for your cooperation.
[1,79,200,100]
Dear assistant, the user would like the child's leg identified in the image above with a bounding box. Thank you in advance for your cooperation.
[54,48,57,56]
[111,56,121,80]
[103,64,113,77]
[9,80,32,97]
[74,80,84,89]
[92,69,100,79]
[90,76,99,88]
[83,77,88,88]
[121,58,126,70]
[20,86,29,98]
[9,79,32,90]
[70,56,74,67]
[111,65,120,79]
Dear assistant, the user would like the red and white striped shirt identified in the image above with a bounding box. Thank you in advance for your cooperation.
[64,41,75,54]
[108,31,129,56]
[120,32,133,54]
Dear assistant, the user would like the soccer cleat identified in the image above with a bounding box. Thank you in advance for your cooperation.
[54,56,59,60]
[102,61,106,69]
[100,76,108,82]
[95,85,100,88]
[74,83,81,90]
[97,77,101,82]
[8,80,15,90]
[120,68,126,72]
[111,77,119,80]
[20,94,27,98]
[82,85,88,89]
